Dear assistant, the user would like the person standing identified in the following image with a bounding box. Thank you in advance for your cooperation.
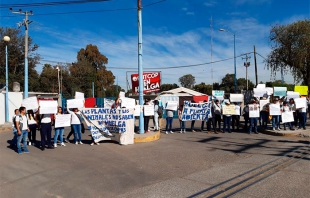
[249,100,260,134]
[53,107,66,147]
[39,110,53,150]
[15,107,30,154]
[297,97,308,130]
[207,101,217,134]
[271,98,281,131]
[111,97,121,109]
[10,109,19,148]
[165,103,174,134]
[232,102,241,131]
[178,105,186,133]
[27,109,37,146]
[282,101,294,130]
[153,100,160,131]
[213,100,222,132]
[143,99,151,133]
[288,98,297,128]
[222,101,232,133]
[68,108,83,145]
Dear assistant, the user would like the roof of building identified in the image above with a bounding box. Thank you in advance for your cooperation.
[161,87,206,96]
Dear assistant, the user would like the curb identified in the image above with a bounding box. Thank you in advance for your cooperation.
[258,128,299,137]
[0,127,12,133]
[134,131,161,143]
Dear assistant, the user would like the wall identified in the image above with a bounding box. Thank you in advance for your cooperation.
[0,92,23,124]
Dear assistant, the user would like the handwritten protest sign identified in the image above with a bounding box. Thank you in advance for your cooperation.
[212,90,224,100]
[282,111,294,123]
[222,105,236,115]
[39,100,58,114]
[22,96,38,110]
[181,101,210,121]
[259,100,269,111]
[294,86,308,96]
[249,104,260,118]
[75,92,84,99]
[295,98,307,109]
[144,105,154,116]
[134,105,141,116]
[266,87,274,95]
[67,99,84,108]
[257,84,266,88]
[121,97,136,109]
[269,104,281,115]
[55,114,71,128]
[166,101,178,111]
[253,88,266,97]
[273,87,287,97]
[230,94,243,102]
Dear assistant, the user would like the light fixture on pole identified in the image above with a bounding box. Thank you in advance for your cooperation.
[219,28,237,92]
[4,36,10,122]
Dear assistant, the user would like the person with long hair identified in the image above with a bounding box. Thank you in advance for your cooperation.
[178,105,186,133]
[67,108,83,145]
[27,109,37,146]
[53,107,66,147]
[153,100,160,131]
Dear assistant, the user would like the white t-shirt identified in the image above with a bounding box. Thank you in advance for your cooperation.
[16,115,28,130]
[27,114,37,125]
[41,114,51,123]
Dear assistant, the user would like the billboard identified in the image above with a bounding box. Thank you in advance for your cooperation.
[131,72,161,94]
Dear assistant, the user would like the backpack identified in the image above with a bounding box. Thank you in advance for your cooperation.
[157,106,163,116]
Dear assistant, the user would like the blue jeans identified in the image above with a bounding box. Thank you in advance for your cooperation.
[283,122,293,130]
[179,120,185,130]
[11,130,18,146]
[223,116,232,132]
[298,112,307,129]
[249,118,258,133]
[72,124,82,142]
[54,127,64,143]
[272,115,280,128]
[17,130,29,153]
[166,117,173,131]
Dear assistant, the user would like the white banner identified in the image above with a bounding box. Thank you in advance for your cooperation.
[75,92,84,99]
[269,104,281,115]
[166,101,178,111]
[55,114,71,128]
[22,96,38,110]
[281,111,294,123]
[295,98,307,109]
[249,104,260,118]
[230,94,244,102]
[121,98,136,109]
[144,105,154,116]
[181,101,210,121]
[39,100,58,114]
[67,99,84,108]
[259,100,269,111]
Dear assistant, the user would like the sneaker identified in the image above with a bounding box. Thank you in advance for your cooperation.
[170,131,174,134]
[215,131,219,134]
[79,141,83,145]
[24,149,29,153]
[107,133,113,137]
[192,130,196,133]
[28,142,31,146]
[277,128,281,131]
[165,131,168,134]
[64,139,68,143]
[207,131,211,134]
[18,150,23,154]
[75,142,78,145]
[54,143,57,148]
[61,142,66,146]
[272,127,275,131]
[183,130,186,133]
[180,130,183,133]
[95,142,100,145]
[254,131,259,134]
[90,143,94,146]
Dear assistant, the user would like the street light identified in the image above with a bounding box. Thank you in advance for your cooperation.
[219,28,237,92]
[4,36,10,122]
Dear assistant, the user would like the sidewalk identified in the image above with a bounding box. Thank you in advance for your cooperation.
[0,122,12,132]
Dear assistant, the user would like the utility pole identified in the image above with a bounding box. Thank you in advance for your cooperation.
[138,0,144,134]
[242,54,251,90]
[10,8,33,98]
[254,45,258,86]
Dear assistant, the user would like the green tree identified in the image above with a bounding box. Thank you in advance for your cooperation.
[266,20,310,87]
[179,74,195,89]
[193,82,212,95]
[105,85,124,97]
[0,27,40,91]
[265,80,294,91]
[160,83,179,91]
[219,74,255,93]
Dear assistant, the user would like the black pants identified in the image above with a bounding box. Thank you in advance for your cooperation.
[201,121,206,131]
[232,115,240,131]
[67,125,74,140]
[215,114,221,130]
[40,123,52,147]
[244,115,249,131]
[28,124,37,143]
[144,116,150,131]
[207,117,216,132]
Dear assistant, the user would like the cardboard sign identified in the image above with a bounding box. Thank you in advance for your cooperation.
[39,100,58,114]
[286,91,300,100]
[67,99,84,108]
[222,105,236,115]
[294,86,308,96]
[259,100,269,111]
[131,72,161,94]
[21,96,38,110]
[212,90,224,100]
[121,98,136,109]
[257,84,266,88]
[144,105,154,116]
[295,98,307,109]
[119,91,125,98]
[230,94,244,102]
[253,88,266,97]
[166,101,178,111]
[55,114,71,128]
[269,104,281,115]
[75,92,84,99]
[249,104,260,118]
[273,87,287,97]
[281,111,294,123]
[134,105,141,116]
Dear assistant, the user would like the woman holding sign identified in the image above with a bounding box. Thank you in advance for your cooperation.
[27,110,37,146]
[67,108,83,145]
[248,100,260,134]
[53,107,66,147]
[222,101,232,133]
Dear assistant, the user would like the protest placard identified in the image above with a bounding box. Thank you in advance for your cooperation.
[121,98,136,109]
[22,96,38,110]
[286,91,300,100]
[212,90,224,100]
[253,88,266,97]
[273,87,287,97]
[281,111,294,123]
[230,94,244,102]
[266,87,274,95]
[39,100,58,114]
[55,114,71,128]
[181,101,210,121]
[75,92,84,99]
[166,101,178,111]
[134,105,141,116]
[67,99,84,108]
[257,84,266,88]
[119,91,125,98]
[295,98,307,109]
[259,100,269,111]
[249,104,260,118]
[222,105,236,115]
[294,86,308,95]
[144,105,154,116]
[269,104,281,115]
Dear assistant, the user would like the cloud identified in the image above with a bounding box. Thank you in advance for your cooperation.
[204,1,217,7]
[186,12,195,15]
[182,7,188,11]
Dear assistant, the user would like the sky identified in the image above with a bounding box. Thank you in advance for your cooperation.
[1,0,310,92]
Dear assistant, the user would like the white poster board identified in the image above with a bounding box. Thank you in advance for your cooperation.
[259,100,269,111]
[281,111,294,123]
[257,84,266,88]
[266,87,274,95]
[55,114,72,128]
[39,100,58,114]
[253,88,266,97]
[134,105,141,116]
[212,90,225,100]
[75,92,84,99]
[249,104,260,118]
[22,96,38,110]
[121,98,136,109]
[273,87,287,97]
[144,105,154,116]
[230,94,244,102]
[286,91,300,100]
[67,99,84,108]
[295,98,307,109]
[119,91,125,98]
[269,104,281,115]
[166,101,178,111]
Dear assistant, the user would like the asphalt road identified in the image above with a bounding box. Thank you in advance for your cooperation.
[0,124,309,198]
